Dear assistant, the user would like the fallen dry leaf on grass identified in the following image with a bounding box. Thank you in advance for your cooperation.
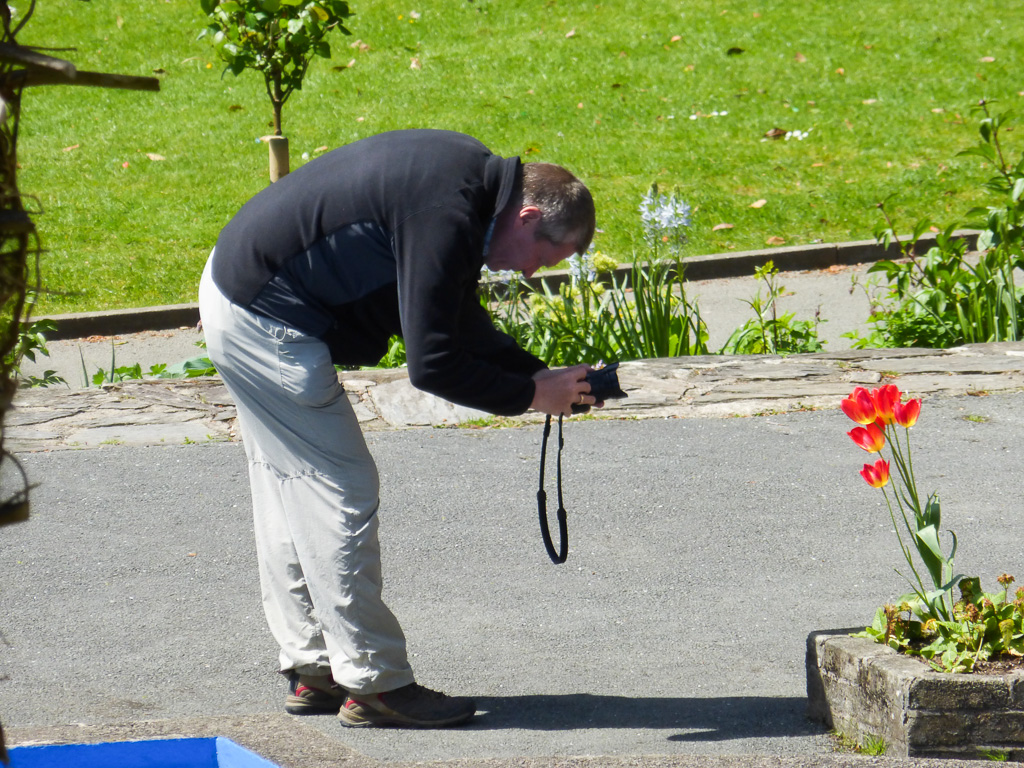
[766,236,786,246]
[750,199,767,209]
[712,223,734,231]
[62,144,79,152]
[146,153,165,161]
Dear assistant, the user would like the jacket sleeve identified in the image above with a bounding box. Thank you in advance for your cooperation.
[394,205,543,416]
[457,289,548,378]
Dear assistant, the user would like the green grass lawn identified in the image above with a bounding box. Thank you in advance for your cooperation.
[20,0,1024,314]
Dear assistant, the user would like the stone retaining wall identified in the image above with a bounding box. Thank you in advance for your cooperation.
[807,630,1024,760]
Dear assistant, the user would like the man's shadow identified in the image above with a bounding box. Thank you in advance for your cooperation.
[468,694,824,742]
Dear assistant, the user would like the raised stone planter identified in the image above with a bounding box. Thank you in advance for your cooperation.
[807,628,1024,760]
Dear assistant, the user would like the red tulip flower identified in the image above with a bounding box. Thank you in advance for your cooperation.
[894,398,921,428]
[871,384,901,425]
[841,387,877,425]
[860,459,891,488]
[838,386,958,626]
[848,421,885,453]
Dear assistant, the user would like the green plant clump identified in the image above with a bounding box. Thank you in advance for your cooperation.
[720,260,824,354]
[860,574,1024,674]
[849,103,1024,349]
[6,314,65,388]
[483,184,709,366]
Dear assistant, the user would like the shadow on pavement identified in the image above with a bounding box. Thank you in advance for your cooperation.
[470,694,824,740]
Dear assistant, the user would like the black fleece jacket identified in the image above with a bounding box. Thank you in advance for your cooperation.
[211,129,545,416]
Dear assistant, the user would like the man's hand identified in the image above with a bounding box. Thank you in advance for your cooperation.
[530,365,601,417]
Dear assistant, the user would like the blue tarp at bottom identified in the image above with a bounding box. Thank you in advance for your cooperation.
[8,736,281,767]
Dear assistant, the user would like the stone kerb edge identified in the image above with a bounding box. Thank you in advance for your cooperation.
[807,630,1024,759]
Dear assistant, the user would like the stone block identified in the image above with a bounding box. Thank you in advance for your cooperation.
[909,675,1012,711]
[974,711,1024,744]
[906,710,978,747]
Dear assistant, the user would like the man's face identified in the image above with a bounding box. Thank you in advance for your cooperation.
[485,205,578,278]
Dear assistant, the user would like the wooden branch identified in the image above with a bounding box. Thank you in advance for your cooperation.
[0,42,74,75]
[11,68,160,92]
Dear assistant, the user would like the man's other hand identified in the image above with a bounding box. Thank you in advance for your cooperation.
[530,365,601,417]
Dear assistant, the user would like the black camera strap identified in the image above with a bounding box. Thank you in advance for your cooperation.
[537,413,568,564]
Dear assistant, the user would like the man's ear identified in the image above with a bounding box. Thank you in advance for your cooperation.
[518,205,542,225]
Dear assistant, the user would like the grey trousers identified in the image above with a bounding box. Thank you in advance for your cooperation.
[199,256,414,695]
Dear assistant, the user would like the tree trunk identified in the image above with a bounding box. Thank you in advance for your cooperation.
[268,135,288,183]
[267,70,288,182]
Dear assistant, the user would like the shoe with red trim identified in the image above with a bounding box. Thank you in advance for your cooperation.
[337,682,476,728]
[284,672,349,715]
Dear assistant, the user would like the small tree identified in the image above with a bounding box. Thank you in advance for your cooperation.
[199,0,352,176]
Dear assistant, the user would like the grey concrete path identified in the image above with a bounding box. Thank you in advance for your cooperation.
[5,392,1023,768]
[4,243,1022,768]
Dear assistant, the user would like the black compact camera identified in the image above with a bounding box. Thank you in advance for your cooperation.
[572,362,627,413]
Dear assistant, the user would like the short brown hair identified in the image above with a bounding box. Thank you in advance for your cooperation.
[521,162,595,255]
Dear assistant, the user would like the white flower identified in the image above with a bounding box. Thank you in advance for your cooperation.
[639,184,691,255]
[567,252,597,283]
[481,267,516,284]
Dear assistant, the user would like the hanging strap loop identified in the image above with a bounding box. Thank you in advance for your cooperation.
[537,413,568,564]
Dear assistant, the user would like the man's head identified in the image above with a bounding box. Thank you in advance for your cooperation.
[484,162,595,278]
[521,162,595,256]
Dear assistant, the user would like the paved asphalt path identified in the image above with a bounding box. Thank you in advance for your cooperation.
[3,391,1023,763]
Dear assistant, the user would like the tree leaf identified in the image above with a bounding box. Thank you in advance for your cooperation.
[750,199,767,208]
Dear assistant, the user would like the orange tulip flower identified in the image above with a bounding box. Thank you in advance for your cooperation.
[860,459,890,488]
[894,398,921,428]
[848,421,885,453]
[841,386,877,425]
[871,384,901,425]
